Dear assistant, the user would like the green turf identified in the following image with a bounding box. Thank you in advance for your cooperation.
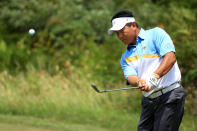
[0,114,111,131]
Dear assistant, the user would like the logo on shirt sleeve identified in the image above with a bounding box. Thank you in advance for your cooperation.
[168,43,172,47]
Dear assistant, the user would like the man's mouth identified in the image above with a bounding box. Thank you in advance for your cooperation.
[122,39,126,42]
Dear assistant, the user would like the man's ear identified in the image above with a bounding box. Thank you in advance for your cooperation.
[132,22,137,28]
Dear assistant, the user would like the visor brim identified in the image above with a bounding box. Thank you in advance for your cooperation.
[108,23,126,35]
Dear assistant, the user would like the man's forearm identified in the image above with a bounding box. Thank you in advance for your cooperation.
[154,52,176,78]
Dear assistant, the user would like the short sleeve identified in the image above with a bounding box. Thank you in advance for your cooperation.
[120,57,137,79]
[153,27,175,57]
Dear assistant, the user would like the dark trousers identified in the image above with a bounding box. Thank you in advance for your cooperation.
[138,86,186,131]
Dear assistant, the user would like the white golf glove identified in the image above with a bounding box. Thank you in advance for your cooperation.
[143,73,161,97]
[148,73,160,88]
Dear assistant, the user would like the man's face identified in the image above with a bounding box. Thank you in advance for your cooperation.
[116,23,137,45]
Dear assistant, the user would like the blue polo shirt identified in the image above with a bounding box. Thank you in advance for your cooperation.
[120,27,181,89]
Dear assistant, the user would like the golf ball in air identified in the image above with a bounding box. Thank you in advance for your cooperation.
[29,29,35,35]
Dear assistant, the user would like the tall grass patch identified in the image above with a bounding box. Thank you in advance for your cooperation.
[0,69,142,129]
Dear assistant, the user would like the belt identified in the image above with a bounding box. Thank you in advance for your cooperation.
[148,82,181,99]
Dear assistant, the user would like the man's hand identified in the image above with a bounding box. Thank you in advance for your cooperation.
[138,73,161,93]
[138,79,151,92]
[140,73,161,97]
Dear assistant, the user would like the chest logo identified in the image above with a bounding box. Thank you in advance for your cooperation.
[143,46,146,50]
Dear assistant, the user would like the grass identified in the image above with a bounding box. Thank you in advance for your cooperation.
[0,114,110,131]
[0,69,196,131]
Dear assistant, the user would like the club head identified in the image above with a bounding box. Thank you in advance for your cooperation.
[91,83,101,93]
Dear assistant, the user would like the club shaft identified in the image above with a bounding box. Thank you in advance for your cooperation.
[91,83,141,93]
[100,87,139,92]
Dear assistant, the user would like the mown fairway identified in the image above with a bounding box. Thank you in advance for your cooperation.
[0,113,196,131]
[0,123,55,131]
[0,123,111,131]
[0,114,111,131]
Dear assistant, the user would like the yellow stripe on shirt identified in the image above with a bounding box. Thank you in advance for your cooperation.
[124,56,139,63]
[143,54,160,58]
[125,55,160,63]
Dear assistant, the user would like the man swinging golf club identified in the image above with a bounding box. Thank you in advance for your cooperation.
[108,10,186,131]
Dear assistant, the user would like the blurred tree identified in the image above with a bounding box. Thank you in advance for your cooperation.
[152,0,197,9]
[0,0,196,88]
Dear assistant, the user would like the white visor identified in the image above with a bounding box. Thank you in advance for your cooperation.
[108,17,135,35]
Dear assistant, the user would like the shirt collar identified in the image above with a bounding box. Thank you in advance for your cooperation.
[127,28,146,50]
[137,28,146,40]
[127,44,136,50]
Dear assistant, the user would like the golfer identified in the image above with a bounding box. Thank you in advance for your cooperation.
[108,10,186,131]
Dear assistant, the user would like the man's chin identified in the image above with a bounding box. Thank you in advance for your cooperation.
[124,42,130,45]
[121,40,131,45]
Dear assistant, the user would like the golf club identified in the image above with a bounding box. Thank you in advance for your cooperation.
[91,83,142,93]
